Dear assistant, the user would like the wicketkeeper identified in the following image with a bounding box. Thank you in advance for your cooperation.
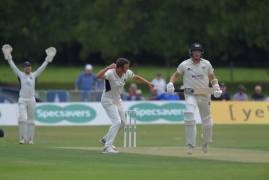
[167,43,222,154]
[96,58,153,154]
[2,44,56,144]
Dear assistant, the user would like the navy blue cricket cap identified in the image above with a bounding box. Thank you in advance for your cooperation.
[24,61,31,67]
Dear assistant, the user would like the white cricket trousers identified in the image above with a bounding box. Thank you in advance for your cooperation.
[18,97,36,142]
[184,95,213,146]
[101,98,126,148]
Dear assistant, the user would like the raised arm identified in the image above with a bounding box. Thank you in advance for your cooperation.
[7,58,23,77]
[96,63,116,79]
[2,44,22,77]
[33,60,49,77]
[33,47,56,77]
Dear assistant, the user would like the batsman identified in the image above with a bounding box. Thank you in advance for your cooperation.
[2,44,56,144]
[167,43,222,154]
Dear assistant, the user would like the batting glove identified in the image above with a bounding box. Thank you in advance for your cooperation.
[166,82,175,94]
[213,84,222,98]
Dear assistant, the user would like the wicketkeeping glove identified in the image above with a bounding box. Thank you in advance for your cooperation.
[2,44,13,60]
[213,84,222,98]
[45,47,56,63]
[166,82,175,94]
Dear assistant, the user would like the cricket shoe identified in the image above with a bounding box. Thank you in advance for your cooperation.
[28,140,34,145]
[99,138,106,145]
[187,144,194,155]
[99,138,117,150]
[19,139,26,144]
[202,143,208,153]
[102,147,119,154]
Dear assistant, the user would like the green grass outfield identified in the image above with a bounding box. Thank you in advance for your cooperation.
[0,125,269,180]
[0,65,268,84]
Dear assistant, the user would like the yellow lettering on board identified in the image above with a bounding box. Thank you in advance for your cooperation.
[211,102,269,124]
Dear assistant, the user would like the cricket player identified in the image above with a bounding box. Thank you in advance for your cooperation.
[2,44,56,144]
[167,43,222,154]
[96,58,153,154]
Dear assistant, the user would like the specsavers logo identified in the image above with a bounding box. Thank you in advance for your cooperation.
[35,104,96,123]
[129,103,186,122]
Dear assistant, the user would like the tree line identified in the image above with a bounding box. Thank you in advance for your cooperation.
[1,0,269,67]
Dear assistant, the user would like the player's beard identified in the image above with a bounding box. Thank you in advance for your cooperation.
[192,56,201,62]
[191,50,202,61]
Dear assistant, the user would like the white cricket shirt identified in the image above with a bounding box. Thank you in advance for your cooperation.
[7,59,49,99]
[177,58,214,89]
[102,69,134,103]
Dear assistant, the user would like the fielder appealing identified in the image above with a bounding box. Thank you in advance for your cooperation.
[96,58,153,154]
[167,43,222,154]
[2,44,56,144]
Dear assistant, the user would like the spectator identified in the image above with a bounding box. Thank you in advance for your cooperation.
[136,89,145,100]
[233,84,248,101]
[75,64,97,101]
[251,85,265,101]
[121,89,129,101]
[151,73,166,95]
[127,83,144,101]
[128,83,137,99]
[211,83,231,101]
[94,79,104,101]
[95,79,104,91]
[148,87,158,100]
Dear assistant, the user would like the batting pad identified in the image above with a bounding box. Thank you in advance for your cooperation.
[202,116,213,144]
[184,111,196,146]
[27,122,35,142]
[19,121,27,141]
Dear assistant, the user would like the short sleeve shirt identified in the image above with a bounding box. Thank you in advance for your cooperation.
[103,69,134,102]
[177,58,214,89]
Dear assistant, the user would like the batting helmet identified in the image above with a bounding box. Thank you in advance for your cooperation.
[0,128,4,137]
[189,43,203,56]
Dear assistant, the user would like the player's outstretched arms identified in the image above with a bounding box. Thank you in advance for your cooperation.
[96,63,116,79]
[133,75,154,90]
[2,44,22,77]
[33,47,57,77]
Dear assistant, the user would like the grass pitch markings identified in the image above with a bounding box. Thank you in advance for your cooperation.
[56,146,269,163]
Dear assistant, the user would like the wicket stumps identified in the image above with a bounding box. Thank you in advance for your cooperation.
[124,110,137,148]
